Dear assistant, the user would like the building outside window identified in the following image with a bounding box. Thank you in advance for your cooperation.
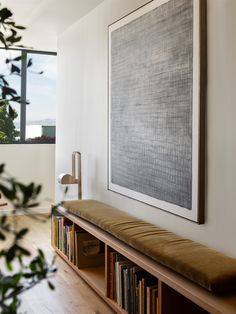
[0,49,56,144]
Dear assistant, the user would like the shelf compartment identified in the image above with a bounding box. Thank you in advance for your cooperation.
[106,245,159,314]
[54,246,106,296]
[160,282,208,314]
[54,245,127,313]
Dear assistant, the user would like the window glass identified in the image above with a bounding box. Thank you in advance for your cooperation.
[26,53,56,143]
[0,49,56,144]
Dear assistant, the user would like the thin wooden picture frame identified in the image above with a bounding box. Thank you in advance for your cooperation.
[108,0,206,223]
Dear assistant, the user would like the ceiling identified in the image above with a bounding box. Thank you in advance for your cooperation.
[0,0,104,50]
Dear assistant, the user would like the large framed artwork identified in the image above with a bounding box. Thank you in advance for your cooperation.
[108,0,206,223]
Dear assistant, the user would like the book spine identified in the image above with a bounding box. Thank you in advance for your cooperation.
[109,252,115,299]
[72,224,75,264]
[53,216,57,248]
[61,218,64,252]
[75,232,78,266]
[126,267,131,313]
[115,261,120,306]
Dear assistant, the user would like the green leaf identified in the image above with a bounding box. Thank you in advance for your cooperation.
[6,35,22,44]
[1,215,7,224]
[13,55,22,62]
[6,245,17,263]
[13,25,26,30]
[29,261,36,272]
[36,185,42,195]
[1,76,9,86]
[0,183,15,200]
[6,261,13,272]
[16,228,29,239]
[27,58,33,68]
[38,249,45,259]
[23,272,34,278]
[0,35,7,48]
[15,245,30,256]
[9,105,15,119]
[0,8,13,21]
[8,295,18,313]
[11,273,22,285]
[25,202,39,208]
[48,280,55,290]
[0,231,6,240]
[2,86,17,99]
[0,163,5,173]
[11,64,20,74]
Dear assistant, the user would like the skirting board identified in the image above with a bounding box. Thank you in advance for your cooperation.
[0,204,52,216]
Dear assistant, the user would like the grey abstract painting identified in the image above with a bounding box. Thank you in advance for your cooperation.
[108,0,205,222]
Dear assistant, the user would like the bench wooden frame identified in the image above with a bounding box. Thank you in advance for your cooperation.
[52,206,236,314]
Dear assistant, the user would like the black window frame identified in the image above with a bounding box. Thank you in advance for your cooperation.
[0,47,57,145]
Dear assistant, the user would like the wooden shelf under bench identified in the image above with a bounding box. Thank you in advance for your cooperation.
[52,207,236,314]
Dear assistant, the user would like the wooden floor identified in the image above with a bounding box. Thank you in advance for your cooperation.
[4,215,114,314]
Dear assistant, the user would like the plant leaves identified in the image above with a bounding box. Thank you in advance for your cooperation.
[25,202,39,208]
[0,163,5,173]
[38,249,44,259]
[13,55,22,62]
[16,228,29,240]
[15,245,30,256]
[6,245,17,263]
[0,183,15,200]
[1,215,7,224]
[0,231,6,240]
[36,185,42,195]
[11,64,20,74]
[14,25,26,30]
[0,8,13,21]
[48,281,55,290]
[9,105,15,118]
[27,58,33,68]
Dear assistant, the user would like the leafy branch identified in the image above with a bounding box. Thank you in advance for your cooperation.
[0,163,57,313]
[0,3,57,313]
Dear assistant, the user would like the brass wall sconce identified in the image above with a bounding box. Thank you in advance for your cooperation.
[58,151,82,200]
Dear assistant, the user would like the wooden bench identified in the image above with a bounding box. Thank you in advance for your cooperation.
[52,200,236,313]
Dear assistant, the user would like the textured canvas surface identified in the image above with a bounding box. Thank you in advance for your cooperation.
[110,0,193,209]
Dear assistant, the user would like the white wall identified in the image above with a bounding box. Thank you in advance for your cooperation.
[56,0,236,257]
[1,144,55,209]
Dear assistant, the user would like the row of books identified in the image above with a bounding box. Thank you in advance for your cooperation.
[52,215,74,262]
[108,252,158,314]
[52,215,104,268]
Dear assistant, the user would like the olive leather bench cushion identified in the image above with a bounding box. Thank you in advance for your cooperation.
[61,199,236,293]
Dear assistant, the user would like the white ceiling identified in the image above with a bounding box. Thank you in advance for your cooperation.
[0,0,104,50]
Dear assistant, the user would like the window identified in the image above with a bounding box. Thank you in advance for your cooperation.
[0,49,56,144]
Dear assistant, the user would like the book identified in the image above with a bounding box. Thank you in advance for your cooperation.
[53,215,57,247]
[115,261,121,306]
[134,268,147,314]
[123,266,132,313]
[114,253,126,302]
[123,268,129,311]
[146,285,158,314]
[140,277,146,314]
[75,231,104,268]
[151,287,158,314]
[115,257,134,308]
[119,261,132,308]
[109,251,117,299]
